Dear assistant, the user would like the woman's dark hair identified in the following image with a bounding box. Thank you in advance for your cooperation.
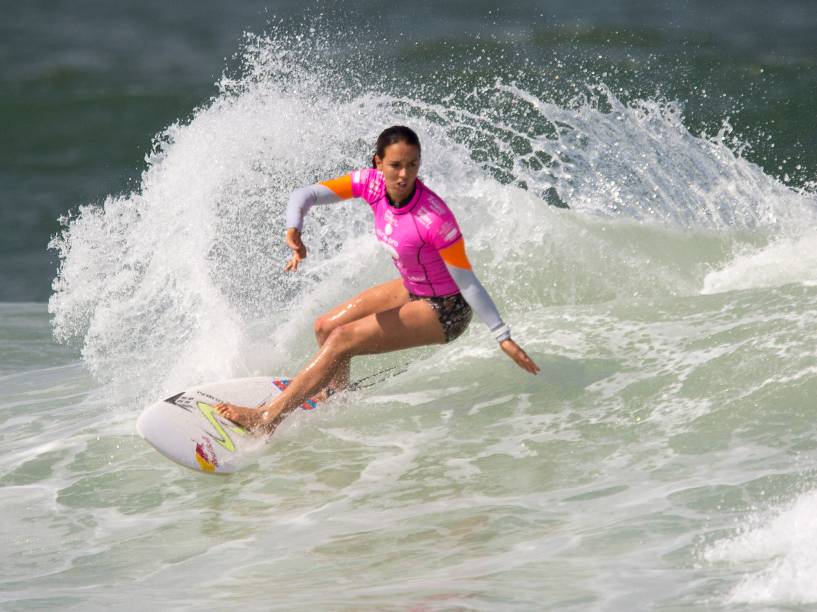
[371,125,421,168]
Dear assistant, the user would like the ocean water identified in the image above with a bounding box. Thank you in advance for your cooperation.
[3,2,817,609]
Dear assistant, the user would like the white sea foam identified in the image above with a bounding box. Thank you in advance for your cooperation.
[704,490,817,604]
[702,228,817,294]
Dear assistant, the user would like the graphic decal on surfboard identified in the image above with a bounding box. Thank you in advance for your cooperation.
[196,401,246,452]
[137,377,322,474]
[163,391,193,412]
[272,378,317,410]
[194,438,220,472]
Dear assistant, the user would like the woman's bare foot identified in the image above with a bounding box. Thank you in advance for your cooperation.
[215,402,275,433]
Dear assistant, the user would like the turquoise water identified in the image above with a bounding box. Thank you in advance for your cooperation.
[3,3,817,609]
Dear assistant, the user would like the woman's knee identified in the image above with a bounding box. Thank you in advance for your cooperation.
[314,315,335,344]
[323,324,357,360]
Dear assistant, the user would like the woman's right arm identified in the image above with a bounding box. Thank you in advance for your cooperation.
[284,176,355,271]
[285,176,354,231]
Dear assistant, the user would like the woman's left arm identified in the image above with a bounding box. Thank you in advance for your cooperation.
[439,238,540,375]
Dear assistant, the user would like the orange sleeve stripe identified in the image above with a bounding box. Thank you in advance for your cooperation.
[320,175,354,199]
[439,237,472,270]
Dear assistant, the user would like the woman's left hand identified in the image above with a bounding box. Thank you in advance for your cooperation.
[500,339,540,375]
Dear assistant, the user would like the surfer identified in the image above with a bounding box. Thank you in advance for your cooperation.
[216,126,539,432]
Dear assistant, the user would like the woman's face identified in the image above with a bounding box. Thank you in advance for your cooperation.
[375,141,420,202]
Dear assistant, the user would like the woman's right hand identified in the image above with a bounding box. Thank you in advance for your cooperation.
[284,228,307,272]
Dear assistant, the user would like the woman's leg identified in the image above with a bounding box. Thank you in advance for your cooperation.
[217,297,445,432]
[313,279,409,395]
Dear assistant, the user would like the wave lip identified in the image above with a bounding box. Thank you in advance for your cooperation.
[47,26,817,403]
[702,229,817,294]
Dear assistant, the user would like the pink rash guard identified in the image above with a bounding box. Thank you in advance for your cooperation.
[350,168,460,297]
[285,168,512,342]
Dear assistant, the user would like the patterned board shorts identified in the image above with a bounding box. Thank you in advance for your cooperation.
[409,292,473,343]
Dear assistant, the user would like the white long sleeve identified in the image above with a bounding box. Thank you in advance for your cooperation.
[445,263,511,342]
[286,184,345,231]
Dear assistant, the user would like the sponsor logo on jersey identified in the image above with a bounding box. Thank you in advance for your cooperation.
[367,174,384,201]
[443,226,460,242]
[376,228,400,258]
[416,206,433,228]
[426,195,446,215]
[380,240,399,258]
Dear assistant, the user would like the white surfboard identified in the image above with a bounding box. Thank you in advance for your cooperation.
[136,376,317,474]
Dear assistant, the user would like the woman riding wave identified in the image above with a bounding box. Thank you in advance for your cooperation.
[216,126,539,432]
